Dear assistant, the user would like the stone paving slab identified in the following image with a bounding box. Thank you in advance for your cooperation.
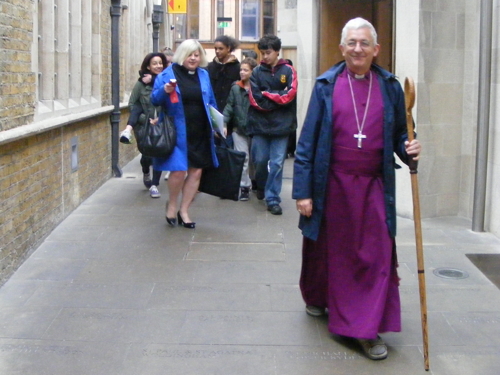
[0,339,131,375]
[146,283,273,311]
[22,281,155,309]
[186,242,286,261]
[41,307,186,343]
[0,156,500,374]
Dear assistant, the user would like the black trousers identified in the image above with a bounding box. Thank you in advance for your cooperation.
[140,155,162,185]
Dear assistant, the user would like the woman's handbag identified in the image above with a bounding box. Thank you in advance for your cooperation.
[198,135,246,201]
[134,111,176,158]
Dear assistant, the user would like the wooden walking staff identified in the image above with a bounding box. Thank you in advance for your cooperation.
[404,77,430,371]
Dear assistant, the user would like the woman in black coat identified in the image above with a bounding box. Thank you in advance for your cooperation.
[207,35,240,114]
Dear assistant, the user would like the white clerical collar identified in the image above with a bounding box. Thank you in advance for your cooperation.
[347,69,370,80]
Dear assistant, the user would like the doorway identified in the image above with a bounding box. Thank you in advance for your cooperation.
[318,0,394,74]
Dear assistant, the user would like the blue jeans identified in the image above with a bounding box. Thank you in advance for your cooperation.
[251,134,289,206]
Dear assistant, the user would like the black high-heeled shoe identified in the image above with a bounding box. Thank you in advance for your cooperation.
[165,201,176,227]
[166,216,176,227]
[177,212,195,229]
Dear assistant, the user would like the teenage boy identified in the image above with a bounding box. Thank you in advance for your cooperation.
[247,35,298,215]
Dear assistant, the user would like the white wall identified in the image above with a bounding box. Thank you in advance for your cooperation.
[293,0,318,132]
[487,0,500,237]
[394,0,421,218]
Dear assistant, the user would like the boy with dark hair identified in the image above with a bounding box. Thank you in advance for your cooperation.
[247,34,298,215]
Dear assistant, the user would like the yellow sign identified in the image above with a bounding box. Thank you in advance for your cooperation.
[167,0,187,14]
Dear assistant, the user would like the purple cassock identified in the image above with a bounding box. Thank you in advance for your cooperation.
[300,69,401,340]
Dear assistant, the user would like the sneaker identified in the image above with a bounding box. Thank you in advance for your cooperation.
[164,171,170,180]
[149,185,160,198]
[240,187,250,201]
[305,305,326,317]
[256,190,265,200]
[143,173,152,189]
[357,335,388,360]
[267,204,282,215]
[120,129,132,144]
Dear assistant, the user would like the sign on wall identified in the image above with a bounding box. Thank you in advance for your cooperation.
[167,0,187,14]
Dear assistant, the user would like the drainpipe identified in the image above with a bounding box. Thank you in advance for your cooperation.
[152,4,164,53]
[110,0,123,177]
[472,0,493,232]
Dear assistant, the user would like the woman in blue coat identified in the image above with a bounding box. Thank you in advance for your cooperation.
[151,39,219,229]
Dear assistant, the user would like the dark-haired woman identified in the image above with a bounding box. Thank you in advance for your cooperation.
[120,53,167,198]
[207,35,241,113]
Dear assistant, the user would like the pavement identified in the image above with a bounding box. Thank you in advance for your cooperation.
[1,156,500,375]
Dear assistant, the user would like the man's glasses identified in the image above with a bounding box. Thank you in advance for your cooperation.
[345,40,372,49]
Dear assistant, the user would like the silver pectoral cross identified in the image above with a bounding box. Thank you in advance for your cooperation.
[354,131,367,148]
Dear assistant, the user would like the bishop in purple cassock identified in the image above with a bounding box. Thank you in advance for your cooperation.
[293,18,422,360]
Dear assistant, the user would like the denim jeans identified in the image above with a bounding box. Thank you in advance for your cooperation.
[251,134,289,206]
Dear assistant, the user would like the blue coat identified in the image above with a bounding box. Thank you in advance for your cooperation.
[150,63,219,171]
[292,62,411,241]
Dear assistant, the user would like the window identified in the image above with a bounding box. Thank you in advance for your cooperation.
[241,0,259,40]
[188,0,200,39]
[174,13,187,41]
[36,0,101,120]
[216,0,237,38]
[262,0,275,35]
[241,0,275,41]
[174,0,212,41]
[174,0,275,43]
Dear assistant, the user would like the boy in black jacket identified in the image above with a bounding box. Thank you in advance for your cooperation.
[247,35,298,215]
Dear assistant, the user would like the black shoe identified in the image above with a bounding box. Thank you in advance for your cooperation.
[267,204,282,215]
[240,187,250,201]
[166,217,176,227]
[165,201,176,227]
[177,212,195,229]
[256,190,265,200]
[251,179,257,192]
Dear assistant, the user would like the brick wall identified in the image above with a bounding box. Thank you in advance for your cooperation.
[0,115,111,284]
[0,115,138,286]
[0,0,140,285]
[0,0,36,131]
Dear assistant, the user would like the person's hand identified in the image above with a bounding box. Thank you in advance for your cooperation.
[142,74,152,85]
[223,127,228,137]
[296,198,313,217]
[405,139,422,161]
[164,82,175,94]
[149,117,159,125]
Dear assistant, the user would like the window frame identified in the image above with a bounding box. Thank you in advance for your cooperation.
[35,0,102,122]
[174,0,275,44]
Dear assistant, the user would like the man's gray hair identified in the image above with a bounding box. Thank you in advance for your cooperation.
[172,39,209,67]
[340,17,378,45]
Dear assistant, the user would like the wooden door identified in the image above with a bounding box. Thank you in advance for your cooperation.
[318,0,393,74]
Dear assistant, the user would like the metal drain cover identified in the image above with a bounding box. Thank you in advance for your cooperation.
[433,267,469,279]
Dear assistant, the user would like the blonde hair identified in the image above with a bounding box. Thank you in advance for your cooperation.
[172,39,208,67]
